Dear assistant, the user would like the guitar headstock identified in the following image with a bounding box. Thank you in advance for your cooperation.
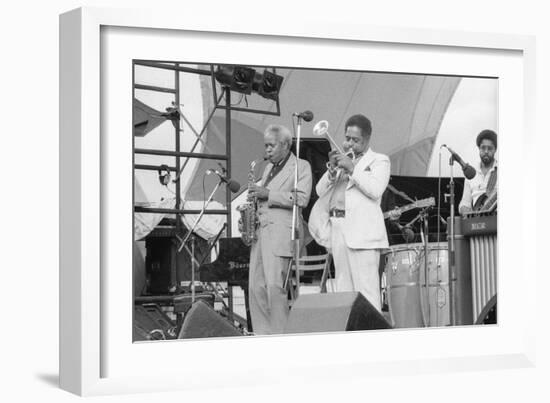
[415,197,435,209]
[383,197,436,219]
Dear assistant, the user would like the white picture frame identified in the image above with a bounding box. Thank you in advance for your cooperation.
[60,7,536,396]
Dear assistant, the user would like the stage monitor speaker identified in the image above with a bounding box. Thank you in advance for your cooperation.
[284,292,392,334]
[475,295,497,325]
[178,300,242,339]
[133,303,176,341]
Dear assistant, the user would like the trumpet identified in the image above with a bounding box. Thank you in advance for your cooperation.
[313,120,343,154]
[313,120,355,173]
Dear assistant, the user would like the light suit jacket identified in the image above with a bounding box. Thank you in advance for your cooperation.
[255,153,312,257]
[308,148,390,249]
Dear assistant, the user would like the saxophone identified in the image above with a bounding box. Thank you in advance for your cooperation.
[237,160,259,246]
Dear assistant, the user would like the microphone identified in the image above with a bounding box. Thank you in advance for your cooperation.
[292,110,314,122]
[206,169,241,193]
[442,145,476,180]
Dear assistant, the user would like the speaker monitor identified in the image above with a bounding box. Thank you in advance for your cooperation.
[133,303,176,341]
[284,292,392,334]
[178,300,242,339]
[475,295,497,325]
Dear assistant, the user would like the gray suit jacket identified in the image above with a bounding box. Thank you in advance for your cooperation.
[255,153,312,257]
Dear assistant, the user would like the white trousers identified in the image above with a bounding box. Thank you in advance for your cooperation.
[330,217,382,312]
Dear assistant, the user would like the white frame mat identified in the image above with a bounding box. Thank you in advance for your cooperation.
[60,7,536,396]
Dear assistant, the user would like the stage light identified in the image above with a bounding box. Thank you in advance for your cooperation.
[253,69,284,100]
[214,65,256,95]
[215,65,284,101]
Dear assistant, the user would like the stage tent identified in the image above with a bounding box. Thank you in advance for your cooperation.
[186,70,460,202]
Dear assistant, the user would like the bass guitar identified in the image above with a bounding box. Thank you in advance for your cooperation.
[473,167,497,212]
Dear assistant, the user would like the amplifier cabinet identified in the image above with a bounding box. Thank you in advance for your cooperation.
[145,227,209,294]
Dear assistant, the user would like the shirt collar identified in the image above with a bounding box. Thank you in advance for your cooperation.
[356,147,372,161]
[274,151,291,167]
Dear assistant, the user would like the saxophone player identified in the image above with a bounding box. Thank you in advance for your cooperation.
[245,124,312,335]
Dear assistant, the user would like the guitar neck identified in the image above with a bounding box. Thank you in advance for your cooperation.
[486,167,497,193]
[383,197,435,219]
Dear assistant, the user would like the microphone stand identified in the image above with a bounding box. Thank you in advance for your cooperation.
[448,156,457,326]
[420,208,431,327]
[291,116,303,296]
[402,208,432,327]
[177,177,224,303]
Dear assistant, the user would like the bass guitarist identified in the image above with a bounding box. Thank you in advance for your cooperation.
[459,130,498,215]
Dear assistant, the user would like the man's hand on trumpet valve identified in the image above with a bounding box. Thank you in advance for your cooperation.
[328,150,339,168]
[333,152,355,173]
[248,184,269,200]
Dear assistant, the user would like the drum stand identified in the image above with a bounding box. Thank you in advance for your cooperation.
[412,207,432,327]
[406,207,431,327]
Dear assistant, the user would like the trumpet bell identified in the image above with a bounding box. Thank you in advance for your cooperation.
[313,120,329,137]
[312,120,343,154]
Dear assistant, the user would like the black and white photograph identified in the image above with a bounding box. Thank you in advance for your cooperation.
[3,0,545,401]
[132,62,498,341]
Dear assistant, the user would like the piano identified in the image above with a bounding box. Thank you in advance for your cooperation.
[199,237,250,285]
[199,237,252,330]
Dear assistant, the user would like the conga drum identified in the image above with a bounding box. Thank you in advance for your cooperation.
[383,242,449,328]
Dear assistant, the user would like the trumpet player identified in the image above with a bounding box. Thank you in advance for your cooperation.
[309,114,390,312]
[245,124,312,335]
